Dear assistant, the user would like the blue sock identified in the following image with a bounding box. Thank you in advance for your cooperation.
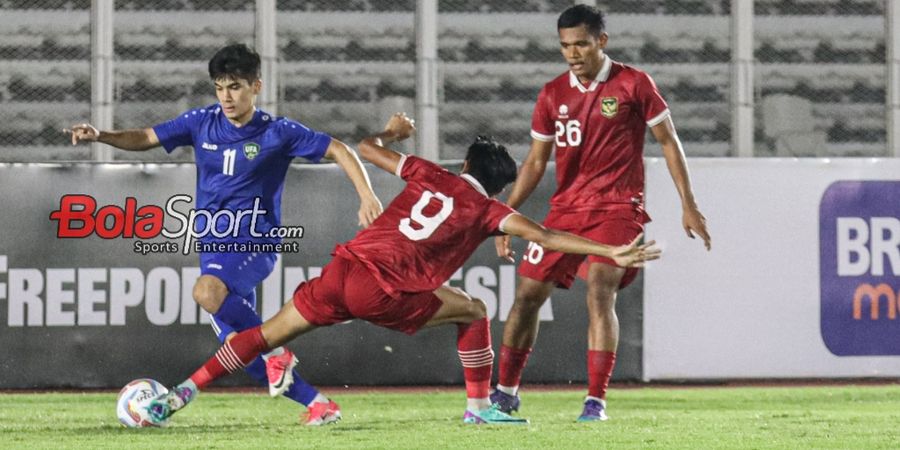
[213,291,263,330]
[212,290,319,406]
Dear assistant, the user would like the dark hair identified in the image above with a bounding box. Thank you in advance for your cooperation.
[557,4,605,36]
[208,44,260,84]
[464,136,518,196]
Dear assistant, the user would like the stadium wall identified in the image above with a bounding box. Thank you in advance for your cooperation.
[644,158,900,380]
[0,162,642,389]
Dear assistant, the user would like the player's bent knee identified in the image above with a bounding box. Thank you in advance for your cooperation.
[514,291,548,312]
[587,263,626,289]
[468,298,487,321]
[192,286,217,313]
[193,278,227,314]
[513,280,553,309]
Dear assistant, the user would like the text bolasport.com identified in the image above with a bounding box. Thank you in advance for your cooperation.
[48,194,305,255]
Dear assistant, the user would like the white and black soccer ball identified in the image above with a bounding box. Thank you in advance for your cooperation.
[116,378,169,428]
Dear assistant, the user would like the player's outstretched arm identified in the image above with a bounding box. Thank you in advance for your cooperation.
[63,123,160,151]
[322,138,384,228]
[502,213,661,267]
[651,116,711,251]
[494,138,554,261]
[506,138,553,210]
[358,112,416,175]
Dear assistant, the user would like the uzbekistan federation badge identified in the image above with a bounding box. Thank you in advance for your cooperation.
[600,97,618,118]
[243,142,260,160]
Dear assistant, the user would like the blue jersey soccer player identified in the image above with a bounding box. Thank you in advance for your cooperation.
[66,44,383,423]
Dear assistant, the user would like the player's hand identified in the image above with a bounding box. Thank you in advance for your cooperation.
[494,235,515,263]
[358,195,384,228]
[63,123,100,145]
[384,112,415,141]
[682,204,711,251]
[610,233,661,268]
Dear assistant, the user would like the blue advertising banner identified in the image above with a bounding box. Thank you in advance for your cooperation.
[820,181,900,356]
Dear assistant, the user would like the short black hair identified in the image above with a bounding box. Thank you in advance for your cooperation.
[208,43,260,84]
[464,136,517,196]
[557,4,606,36]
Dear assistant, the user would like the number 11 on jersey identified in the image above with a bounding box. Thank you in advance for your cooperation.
[223,149,236,176]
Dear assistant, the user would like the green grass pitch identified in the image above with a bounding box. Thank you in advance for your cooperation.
[2,385,899,449]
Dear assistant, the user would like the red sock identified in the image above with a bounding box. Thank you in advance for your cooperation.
[457,318,493,399]
[190,327,270,389]
[587,350,616,399]
[497,345,532,388]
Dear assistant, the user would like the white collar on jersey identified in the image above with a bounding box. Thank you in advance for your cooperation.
[460,173,489,197]
[569,54,612,93]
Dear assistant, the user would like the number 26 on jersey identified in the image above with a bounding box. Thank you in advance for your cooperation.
[555,120,582,147]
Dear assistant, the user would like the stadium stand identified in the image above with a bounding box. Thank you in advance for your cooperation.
[0,7,90,161]
[0,0,889,161]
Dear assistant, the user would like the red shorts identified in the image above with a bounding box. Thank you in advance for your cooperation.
[517,207,649,290]
[291,256,444,335]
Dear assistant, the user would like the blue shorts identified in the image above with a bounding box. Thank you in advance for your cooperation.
[198,251,277,298]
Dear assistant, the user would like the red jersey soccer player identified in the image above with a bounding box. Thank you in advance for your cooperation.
[144,113,660,426]
[491,5,712,421]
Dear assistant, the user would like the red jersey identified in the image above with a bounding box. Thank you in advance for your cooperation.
[531,57,669,212]
[334,155,518,298]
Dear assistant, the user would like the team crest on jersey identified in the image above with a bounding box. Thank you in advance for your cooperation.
[243,142,260,160]
[600,97,618,118]
[558,104,569,118]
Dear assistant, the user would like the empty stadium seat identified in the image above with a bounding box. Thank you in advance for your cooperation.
[760,94,829,157]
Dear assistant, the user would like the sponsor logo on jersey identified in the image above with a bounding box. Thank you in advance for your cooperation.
[243,142,260,160]
[201,142,218,151]
[600,97,618,118]
[820,180,900,355]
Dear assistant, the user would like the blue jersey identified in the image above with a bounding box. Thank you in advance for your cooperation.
[153,105,331,244]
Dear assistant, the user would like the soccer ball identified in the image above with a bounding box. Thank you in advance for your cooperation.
[116,378,169,427]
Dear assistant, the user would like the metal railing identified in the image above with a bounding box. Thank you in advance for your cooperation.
[0,0,894,162]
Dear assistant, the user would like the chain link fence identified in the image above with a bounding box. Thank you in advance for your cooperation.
[276,0,416,156]
[438,0,732,160]
[0,0,91,162]
[628,0,731,157]
[755,0,886,157]
[113,0,254,162]
[0,1,893,161]
[438,1,562,160]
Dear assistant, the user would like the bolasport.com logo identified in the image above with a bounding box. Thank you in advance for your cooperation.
[48,194,304,255]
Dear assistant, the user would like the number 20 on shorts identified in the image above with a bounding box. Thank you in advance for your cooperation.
[525,241,545,264]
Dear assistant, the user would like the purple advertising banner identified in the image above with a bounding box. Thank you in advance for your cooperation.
[820,181,900,356]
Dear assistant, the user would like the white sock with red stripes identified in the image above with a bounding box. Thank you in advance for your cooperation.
[189,326,270,389]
